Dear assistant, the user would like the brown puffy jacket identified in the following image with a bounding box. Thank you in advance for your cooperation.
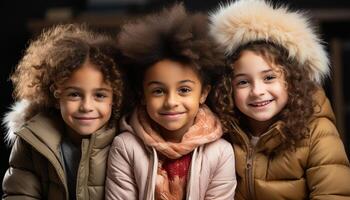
[2,110,115,200]
[227,90,350,200]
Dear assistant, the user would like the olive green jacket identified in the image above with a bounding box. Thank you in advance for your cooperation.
[2,111,115,200]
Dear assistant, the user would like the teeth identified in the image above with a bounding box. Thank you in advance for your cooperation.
[251,100,271,107]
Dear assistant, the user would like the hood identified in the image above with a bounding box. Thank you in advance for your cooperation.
[312,89,336,123]
[209,0,330,84]
[2,99,31,146]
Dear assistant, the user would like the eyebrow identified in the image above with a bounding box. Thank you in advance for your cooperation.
[234,69,274,78]
[62,86,112,92]
[146,79,196,86]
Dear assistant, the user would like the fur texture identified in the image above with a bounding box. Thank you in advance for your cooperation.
[2,99,30,146]
[209,0,330,83]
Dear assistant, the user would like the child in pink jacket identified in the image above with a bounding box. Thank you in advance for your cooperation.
[105,4,236,200]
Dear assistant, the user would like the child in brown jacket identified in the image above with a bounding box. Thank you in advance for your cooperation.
[209,0,350,199]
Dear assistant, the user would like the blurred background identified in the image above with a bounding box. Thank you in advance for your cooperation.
[1,0,350,195]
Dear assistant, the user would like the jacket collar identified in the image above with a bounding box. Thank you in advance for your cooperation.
[230,120,286,154]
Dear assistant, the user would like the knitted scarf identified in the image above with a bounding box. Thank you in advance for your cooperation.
[131,105,223,159]
[130,105,223,200]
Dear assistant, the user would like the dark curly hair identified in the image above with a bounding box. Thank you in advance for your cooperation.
[11,24,123,127]
[212,41,319,150]
[117,3,226,114]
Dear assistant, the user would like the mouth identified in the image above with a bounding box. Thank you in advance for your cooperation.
[159,112,185,119]
[249,100,273,107]
[73,116,99,123]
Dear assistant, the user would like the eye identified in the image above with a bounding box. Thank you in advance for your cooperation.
[178,87,191,95]
[235,79,249,88]
[264,74,277,82]
[151,88,164,96]
[66,91,81,100]
[95,92,108,100]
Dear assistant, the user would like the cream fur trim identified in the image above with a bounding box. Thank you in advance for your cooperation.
[209,0,330,83]
[2,99,30,146]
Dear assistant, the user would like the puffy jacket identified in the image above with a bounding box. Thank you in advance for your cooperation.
[105,115,237,200]
[227,90,350,200]
[2,104,115,200]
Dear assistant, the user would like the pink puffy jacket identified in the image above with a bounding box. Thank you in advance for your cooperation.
[105,117,237,200]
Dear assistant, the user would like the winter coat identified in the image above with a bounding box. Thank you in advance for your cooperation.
[2,105,116,200]
[227,89,350,200]
[105,115,237,200]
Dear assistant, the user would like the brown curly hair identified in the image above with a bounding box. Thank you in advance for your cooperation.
[212,41,319,150]
[11,24,123,126]
[116,3,226,114]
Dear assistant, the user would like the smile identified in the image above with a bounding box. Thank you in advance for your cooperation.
[73,116,99,123]
[159,112,185,119]
[249,100,273,107]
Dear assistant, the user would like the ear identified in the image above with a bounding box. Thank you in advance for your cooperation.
[200,85,211,104]
[53,89,61,109]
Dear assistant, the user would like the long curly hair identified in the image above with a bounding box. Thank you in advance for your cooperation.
[11,24,123,127]
[213,41,319,150]
[117,3,226,114]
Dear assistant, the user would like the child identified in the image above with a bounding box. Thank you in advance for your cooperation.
[2,24,123,200]
[209,0,350,199]
[105,4,236,200]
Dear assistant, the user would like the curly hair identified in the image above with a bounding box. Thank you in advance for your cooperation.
[213,41,319,150]
[117,3,226,114]
[11,24,123,126]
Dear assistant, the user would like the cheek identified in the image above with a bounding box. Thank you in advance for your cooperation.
[99,102,113,115]
[59,100,75,114]
[233,90,246,104]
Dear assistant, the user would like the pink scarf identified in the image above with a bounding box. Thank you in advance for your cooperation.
[130,105,223,159]
[130,106,223,159]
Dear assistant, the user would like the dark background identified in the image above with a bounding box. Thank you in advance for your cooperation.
[2,0,350,196]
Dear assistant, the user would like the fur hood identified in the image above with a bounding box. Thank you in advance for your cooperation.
[2,99,30,146]
[209,0,330,83]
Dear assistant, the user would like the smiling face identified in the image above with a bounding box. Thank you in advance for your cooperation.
[232,50,288,133]
[143,59,209,142]
[57,60,113,139]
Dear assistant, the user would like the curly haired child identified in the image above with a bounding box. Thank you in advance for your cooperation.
[2,24,123,200]
[209,0,350,199]
[105,4,236,200]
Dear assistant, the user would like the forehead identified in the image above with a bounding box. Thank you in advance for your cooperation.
[144,59,201,84]
[62,62,111,89]
[232,50,282,74]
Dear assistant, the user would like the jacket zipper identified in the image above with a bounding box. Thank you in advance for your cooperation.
[246,146,255,200]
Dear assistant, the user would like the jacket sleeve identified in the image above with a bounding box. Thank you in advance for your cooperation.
[307,118,350,200]
[2,137,42,200]
[205,140,237,200]
[105,135,138,200]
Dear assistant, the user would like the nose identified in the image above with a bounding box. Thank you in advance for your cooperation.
[79,97,94,112]
[164,92,178,108]
[250,81,265,97]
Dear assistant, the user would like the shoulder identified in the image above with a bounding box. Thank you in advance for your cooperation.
[307,118,349,166]
[201,138,235,162]
[308,117,339,140]
[203,138,233,152]
[110,131,148,155]
[112,131,142,146]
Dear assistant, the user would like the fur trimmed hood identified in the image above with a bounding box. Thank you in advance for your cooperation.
[2,100,30,146]
[209,0,330,83]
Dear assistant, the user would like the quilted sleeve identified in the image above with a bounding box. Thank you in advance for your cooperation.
[306,118,350,200]
[2,137,42,200]
[105,134,138,200]
[205,140,237,200]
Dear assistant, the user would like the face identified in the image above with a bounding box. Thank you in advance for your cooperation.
[232,50,288,127]
[143,59,209,142]
[57,60,113,138]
